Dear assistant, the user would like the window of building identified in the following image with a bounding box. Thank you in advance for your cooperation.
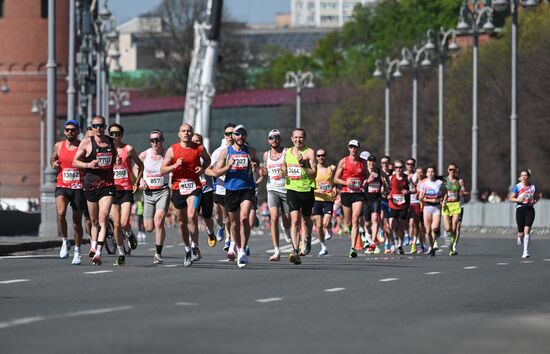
[41,0,48,19]
[0,0,4,18]
[296,1,302,10]
[307,15,314,22]
[308,1,315,10]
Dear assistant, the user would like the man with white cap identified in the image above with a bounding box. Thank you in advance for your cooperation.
[261,129,291,261]
[212,124,260,268]
[334,139,368,258]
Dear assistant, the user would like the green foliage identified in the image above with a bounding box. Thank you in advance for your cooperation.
[252,52,320,88]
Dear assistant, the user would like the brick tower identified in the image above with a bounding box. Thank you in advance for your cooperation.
[0,0,69,199]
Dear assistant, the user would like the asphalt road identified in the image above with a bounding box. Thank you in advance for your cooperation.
[1,227,549,354]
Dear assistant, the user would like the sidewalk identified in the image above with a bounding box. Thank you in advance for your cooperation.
[0,235,66,255]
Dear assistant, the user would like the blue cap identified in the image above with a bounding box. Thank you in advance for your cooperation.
[65,119,79,128]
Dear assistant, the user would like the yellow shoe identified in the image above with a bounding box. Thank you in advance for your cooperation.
[410,243,417,254]
[207,233,217,247]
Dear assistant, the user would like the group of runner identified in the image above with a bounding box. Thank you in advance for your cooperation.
[51,117,540,268]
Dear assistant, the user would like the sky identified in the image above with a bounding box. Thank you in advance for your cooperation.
[110,0,291,25]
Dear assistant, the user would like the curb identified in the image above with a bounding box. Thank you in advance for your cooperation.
[0,239,90,256]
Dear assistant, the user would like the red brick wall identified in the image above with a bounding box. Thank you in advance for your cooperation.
[0,0,69,198]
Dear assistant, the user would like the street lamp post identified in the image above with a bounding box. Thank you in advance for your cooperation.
[67,0,77,120]
[109,88,131,124]
[399,46,432,161]
[93,0,116,119]
[31,99,47,189]
[283,71,315,129]
[457,0,495,202]
[373,58,402,157]
[425,28,460,175]
[492,0,540,189]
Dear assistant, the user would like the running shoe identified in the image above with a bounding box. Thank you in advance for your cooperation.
[153,254,163,264]
[449,234,456,249]
[128,231,138,250]
[223,239,230,252]
[318,248,328,256]
[207,232,217,248]
[397,246,404,255]
[325,230,333,241]
[449,250,457,256]
[114,255,125,266]
[59,241,70,259]
[288,251,301,265]
[283,230,292,243]
[184,251,193,267]
[373,245,381,254]
[88,248,96,259]
[303,236,312,256]
[349,248,358,258]
[91,254,102,265]
[71,252,81,265]
[384,242,391,254]
[269,253,280,262]
[191,247,202,262]
[216,225,224,242]
[521,252,530,259]
[420,244,428,254]
[410,243,417,254]
[237,252,248,268]
[245,245,251,256]
[433,240,439,251]
[390,244,396,254]
[227,251,236,262]
[404,235,410,246]
[516,237,523,246]
[428,249,436,257]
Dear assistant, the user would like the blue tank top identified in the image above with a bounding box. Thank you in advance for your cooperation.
[224,145,256,191]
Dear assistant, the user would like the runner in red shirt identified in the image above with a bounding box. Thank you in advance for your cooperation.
[387,160,410,254]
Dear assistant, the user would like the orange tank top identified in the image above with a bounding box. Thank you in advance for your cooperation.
[171,143,203,194]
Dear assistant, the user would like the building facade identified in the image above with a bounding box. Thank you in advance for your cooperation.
[291,0,378,28]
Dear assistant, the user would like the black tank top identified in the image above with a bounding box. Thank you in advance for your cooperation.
[84,136,115,190]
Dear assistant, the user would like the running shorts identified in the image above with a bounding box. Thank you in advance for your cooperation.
[442,201,461,216]
[268,190,290,215]
[389,208,408,221]
[54,188,85,213]
[143,188,170,219]
[224,189,255,213]
[84,186,115,203]
[113,190,134,205]
[213,193,225,205]
[312,201,334,216]
[516,205,535,232]
[200,190,214,219]
[171,189,202,210]
[423,203,441,216]
[286,189,315,217]
[362,199,381,221]
[408,203,421,219]
[341,192,365,208]
[380,199,390,218]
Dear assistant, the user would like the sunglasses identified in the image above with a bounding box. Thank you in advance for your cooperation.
[224,132,233,137]
[64,128,76,133]
[92,123,105,129]
[109,131,122,137]
[268,136,280,141]
[150,138,161,143]
[406,163,415,165]
[233,132,247,137]
[394,166,403,169]
[348,145,358,149]
[381,161,389,164]
[448,168,456,171]
[317,154,326,157]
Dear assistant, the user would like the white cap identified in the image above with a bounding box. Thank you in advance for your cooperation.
[348,139,360,147]
[234,124,247,132]
[360,150,371,161]
[268,129,281,138]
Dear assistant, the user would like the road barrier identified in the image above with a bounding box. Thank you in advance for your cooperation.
[461,200,550,230]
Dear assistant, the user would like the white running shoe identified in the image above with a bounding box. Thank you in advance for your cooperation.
[522,252,530,259]
[325,230,333,241]
[237,251,248,268]
[516,237,523,246]
[71,252,81,265]
[153,254,164,264]
[59,241,70,259]
[318,248,328,256]
[283,230,291,243]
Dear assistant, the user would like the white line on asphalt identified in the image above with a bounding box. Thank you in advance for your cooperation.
[265,238,320,253]
[65,306,133,317]
[0,316,45,329]
[147,248,156,251]
[0,279,31,284]
[166,245,174,248]
[543,259,550,262]
[379,278,399,282]
[176,302,198,306]
[324,288,346,292]
[0,255,58,260]
[425,272,441,275]
[158,264,178,268]
[521,260,534,264]
[256,297,283,303]
[463,266,478,270]
[84,270,113,275]
[496,263,509,266]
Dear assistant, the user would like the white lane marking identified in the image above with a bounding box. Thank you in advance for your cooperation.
[0,316,45,329]
[166,245,174,248]
[147,248,156,252]
[0,279,31,284]
[265,238,320,254]
[425,272,441,275]
[176,302,198,306]
[0,255,58,260]
[324,288,346,293]
[496,263,509,266]
[379,278,399,282]
[84,270,113,274]
[65,306,133,317]
[440,245,449,249]
[463,266,478,270]
[256,297,283,303]
[521,260,534,264]
[543,259,550,262]
[158,264,178,268]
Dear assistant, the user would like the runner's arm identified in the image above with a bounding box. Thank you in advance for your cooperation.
[72,138,93,169]
[50,142,61,168]
[211,148,232,177]
[128,146,144,191]
[160,147,177,174]
[333,159,347,187]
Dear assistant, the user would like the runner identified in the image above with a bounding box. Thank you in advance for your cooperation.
[334,140,367,258]
[138,129,170,264]
[161,123,210,267]
[51,120,85,264]
[73,115,116,265]
[282,128,317,265]
[212,124,260,268]
[387,160,410,255]
[442,163,468,256]
[192,133,217,247]
[109,123,143,265]
[418,166,445,257]
[379,155,393,253]
[363,154,384,254]
[405,158,421,254]
[262,129,291,261]
[413,166,427,253]
[312,148,336,256]
[509,169,539,259]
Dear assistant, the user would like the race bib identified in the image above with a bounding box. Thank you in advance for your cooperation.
[287,164,302,180]
[392,194,406,205]
[268,165,282,180]
[519,192,534,204]
[199,175,207,187]
[318,181,332,193]
[62,168,80,182]
[178,179,196,195]
[447,191,458,202]
[231,154,249,170]
[367,181,381,193]
[113,167,128,180]
[145,173,164,189]
[96,152,112,169]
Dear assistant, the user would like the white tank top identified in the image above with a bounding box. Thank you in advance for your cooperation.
[408,173,419,204]
[143,148,169,190]
[266,148,286,193]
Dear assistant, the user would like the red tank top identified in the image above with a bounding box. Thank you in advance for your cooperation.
[341,156,365,193]
[388,174,409,210]
[56,141,83,189]
[170,143,203,194]
[113,144,133,191]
